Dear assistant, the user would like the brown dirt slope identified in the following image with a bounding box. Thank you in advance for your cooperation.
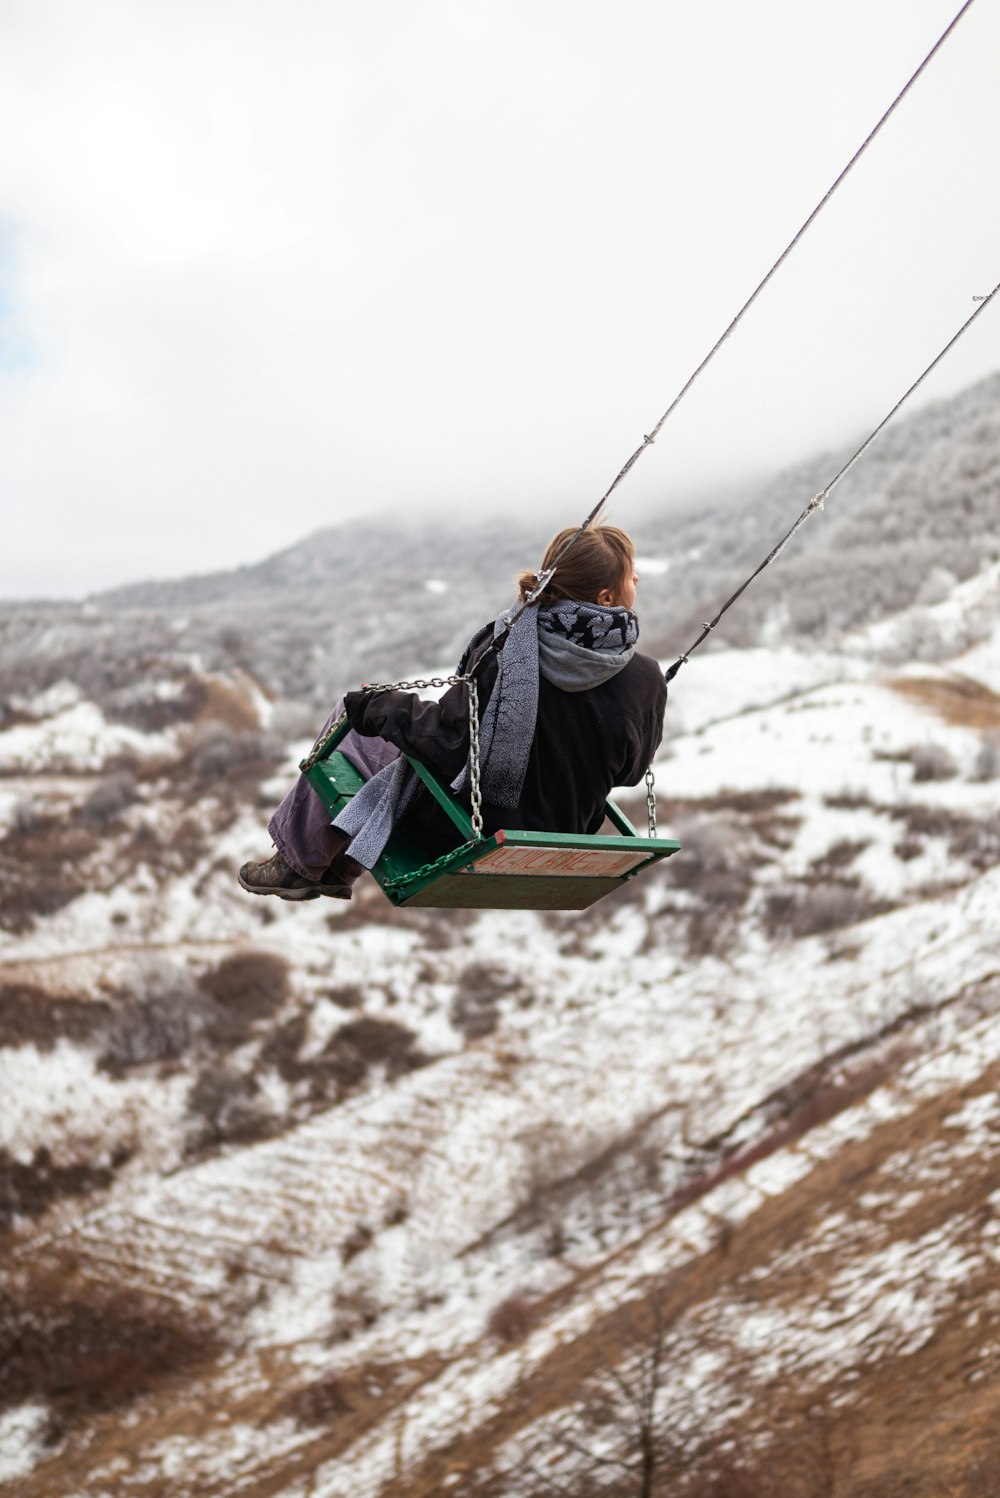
[6,990,1000,1498]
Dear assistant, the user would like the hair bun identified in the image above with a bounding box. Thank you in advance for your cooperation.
[523,523,635,608]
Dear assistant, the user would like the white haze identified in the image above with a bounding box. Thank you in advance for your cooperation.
[0,0,998,598]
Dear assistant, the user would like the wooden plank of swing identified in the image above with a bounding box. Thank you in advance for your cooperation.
[400,871,632,910]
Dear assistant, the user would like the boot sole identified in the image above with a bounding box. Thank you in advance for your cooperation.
[238,872,352,901]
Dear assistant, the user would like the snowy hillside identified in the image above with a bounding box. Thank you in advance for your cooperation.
[3,379,1000,1496]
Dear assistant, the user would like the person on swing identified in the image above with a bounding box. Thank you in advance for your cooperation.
[239,525,667,901]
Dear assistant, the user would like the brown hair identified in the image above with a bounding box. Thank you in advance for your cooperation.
[517,524,635,606]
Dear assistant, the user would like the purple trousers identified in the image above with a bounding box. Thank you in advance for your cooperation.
[268,701,400,881]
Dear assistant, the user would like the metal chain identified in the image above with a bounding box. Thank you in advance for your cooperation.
[364,673,483,840]
[383,837,483,893]
[299,712,348,772]
[465,676,484,838]
[665,274,1000,684]
[308,674,483,769]
[301,672,485,841]
[644,766,657,838]
[494,0,976,646]
[362,674,467,693]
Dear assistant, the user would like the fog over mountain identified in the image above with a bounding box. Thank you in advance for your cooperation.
[4,371,1000,713]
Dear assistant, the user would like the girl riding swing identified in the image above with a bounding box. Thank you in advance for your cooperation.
[240,524,667,902]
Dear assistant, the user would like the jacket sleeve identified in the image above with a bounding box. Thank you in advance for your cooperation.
[616,660,668,786]
[343,627,497,783]
[344,682,471,781]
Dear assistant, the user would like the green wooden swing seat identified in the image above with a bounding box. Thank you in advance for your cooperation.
[302,729,680,911]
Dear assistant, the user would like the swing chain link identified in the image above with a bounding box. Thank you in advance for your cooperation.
[302,672,485,842]
[299,712,347,773]
[466,675,484,839]
[645,765,657,838]
[363,674,467,693]
[364,672,484,842]
[383,838,482,894]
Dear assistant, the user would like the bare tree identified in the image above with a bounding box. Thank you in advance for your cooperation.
[522,1290,682,1498]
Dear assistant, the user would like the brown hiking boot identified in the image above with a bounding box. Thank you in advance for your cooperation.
[238,851,355,901]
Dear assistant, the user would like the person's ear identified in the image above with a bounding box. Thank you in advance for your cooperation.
[596,587,615,607]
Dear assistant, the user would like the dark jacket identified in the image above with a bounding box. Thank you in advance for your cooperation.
[344,625,666,852]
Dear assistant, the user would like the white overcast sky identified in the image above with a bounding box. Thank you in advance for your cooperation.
[1,0,998,599]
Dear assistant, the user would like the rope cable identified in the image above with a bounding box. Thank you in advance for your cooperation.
[663,278,1000,682]
[489,0,977,659]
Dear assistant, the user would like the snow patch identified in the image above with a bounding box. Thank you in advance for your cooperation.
[0,699,174,771]
[0,1040,190,1174]
[0,1402,51,1483]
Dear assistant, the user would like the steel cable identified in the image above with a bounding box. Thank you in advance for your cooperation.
[492,0,978,654]
[665,278,1000,680]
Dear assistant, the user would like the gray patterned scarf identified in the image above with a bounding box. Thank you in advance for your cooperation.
[333,600,637,868]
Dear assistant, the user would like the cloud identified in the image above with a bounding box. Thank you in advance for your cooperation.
[1,0,998,597]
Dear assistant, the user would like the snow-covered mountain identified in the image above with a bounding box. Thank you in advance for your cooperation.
[2,373,1000,1496]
